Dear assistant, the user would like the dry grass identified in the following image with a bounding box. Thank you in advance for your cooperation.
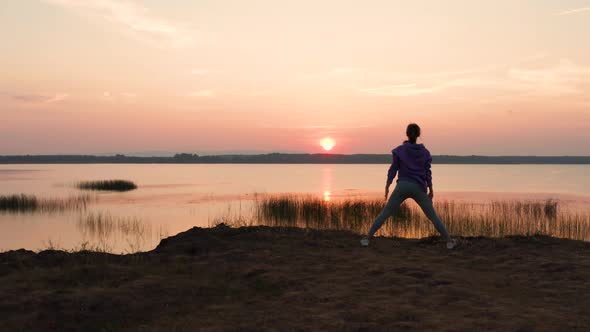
[76,212,169,253]
[254,195,590,241]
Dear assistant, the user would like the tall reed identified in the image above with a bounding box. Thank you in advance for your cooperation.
[0,194,38,212]
[0,194,93,213]
[77,212,169,253]
[254,195,590,241]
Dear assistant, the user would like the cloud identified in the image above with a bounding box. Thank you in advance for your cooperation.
[102,91,137,101]
[45,93,70,103]
[508,60,590,95]
[360,83,434,97]
[359,79,489,97]
[330,67,364,75]
[41,0,194,48]
[1,92,69,104]
[325,65,503,81]
[359,59,590,98]
[245,90,271,97]
[556,7,590,15]
[297,125,334,129]
[187,90,214,97]
[188,69,209,76]
[2,93,47,103]
[121,92,137,98]
[187,68,226,76]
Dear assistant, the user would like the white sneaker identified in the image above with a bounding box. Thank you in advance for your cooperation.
[446,238,457,250]
[360,236,369,247]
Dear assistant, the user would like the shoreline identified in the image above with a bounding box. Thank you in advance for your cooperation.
[1,224,589,330]
[2,154,590,164]
[2,190,590,254]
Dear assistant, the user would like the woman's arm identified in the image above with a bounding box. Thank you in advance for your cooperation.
[426,153,433,199]
[385,153,400,199]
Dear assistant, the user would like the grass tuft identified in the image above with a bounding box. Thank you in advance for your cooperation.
[77,180,137,192]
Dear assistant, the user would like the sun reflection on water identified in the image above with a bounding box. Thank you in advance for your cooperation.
[323,166,332,202]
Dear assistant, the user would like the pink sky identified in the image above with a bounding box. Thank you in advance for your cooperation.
[1,1,589,155]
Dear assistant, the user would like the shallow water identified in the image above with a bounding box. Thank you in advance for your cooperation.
[1,164,589,252]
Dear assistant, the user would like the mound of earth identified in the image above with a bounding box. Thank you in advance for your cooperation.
[1,224,589,331]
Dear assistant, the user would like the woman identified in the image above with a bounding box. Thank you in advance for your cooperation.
[361,123,457,249]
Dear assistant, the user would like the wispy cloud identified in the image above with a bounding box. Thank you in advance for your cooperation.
[556,7,590,16]
[297,125,334,130]
[359,79,489,97]
[188,69,209,76]
[121,92,137,98]
[187,69,225,76]
[330,67,365,75]
[41,0,194,48]
[325,64,502,81]
[45,93,70,103]
[2,92,46,103]
[360,83,432,97]
[1,92,69,104]
[508,60,590,95]
[245,90,271,97]
[359,59,590,98]
[102,91,137,102]
[187,90,214,97]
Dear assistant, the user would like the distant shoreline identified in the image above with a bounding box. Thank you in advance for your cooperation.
[1,153,590,164]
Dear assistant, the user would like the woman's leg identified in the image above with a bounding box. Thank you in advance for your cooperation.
[412,189,451,240]
[367,183,408,238]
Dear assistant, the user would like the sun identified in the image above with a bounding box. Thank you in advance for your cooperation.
[320,137,335,151]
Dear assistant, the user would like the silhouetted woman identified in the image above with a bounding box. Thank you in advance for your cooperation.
[361,123,457,249]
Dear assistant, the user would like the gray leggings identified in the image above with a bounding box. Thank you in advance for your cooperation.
[367,180,450,239]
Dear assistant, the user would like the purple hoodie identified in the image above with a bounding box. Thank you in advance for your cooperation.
[386,142,432,192]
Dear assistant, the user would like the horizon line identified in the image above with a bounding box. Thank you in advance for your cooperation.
[2,153,590,158]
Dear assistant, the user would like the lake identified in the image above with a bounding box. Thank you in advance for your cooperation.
[1,164,590,252]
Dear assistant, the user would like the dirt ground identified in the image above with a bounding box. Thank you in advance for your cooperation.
[1,224,589,331]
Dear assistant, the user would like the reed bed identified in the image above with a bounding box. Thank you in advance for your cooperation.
[254,195,590,241]
[0,194,93,213]
[77,212,169,253]
[77,212,147,239]
[77,179,137,192]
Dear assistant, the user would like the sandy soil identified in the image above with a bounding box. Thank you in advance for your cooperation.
[1,224,589,331]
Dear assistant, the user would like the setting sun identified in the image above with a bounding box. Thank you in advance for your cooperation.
[320,137,336,151]
[3,1,590,329]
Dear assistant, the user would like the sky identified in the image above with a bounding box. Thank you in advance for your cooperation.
[1,0,590,156]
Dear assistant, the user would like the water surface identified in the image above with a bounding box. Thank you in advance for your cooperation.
[1,164,589,252]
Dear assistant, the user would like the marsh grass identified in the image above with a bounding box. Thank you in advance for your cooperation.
[0,194,38,212]
[77,212,169,253]
[77,180,137,192]
[0,194,93,213]
[254,196,590,241]
[78,212,146,238]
